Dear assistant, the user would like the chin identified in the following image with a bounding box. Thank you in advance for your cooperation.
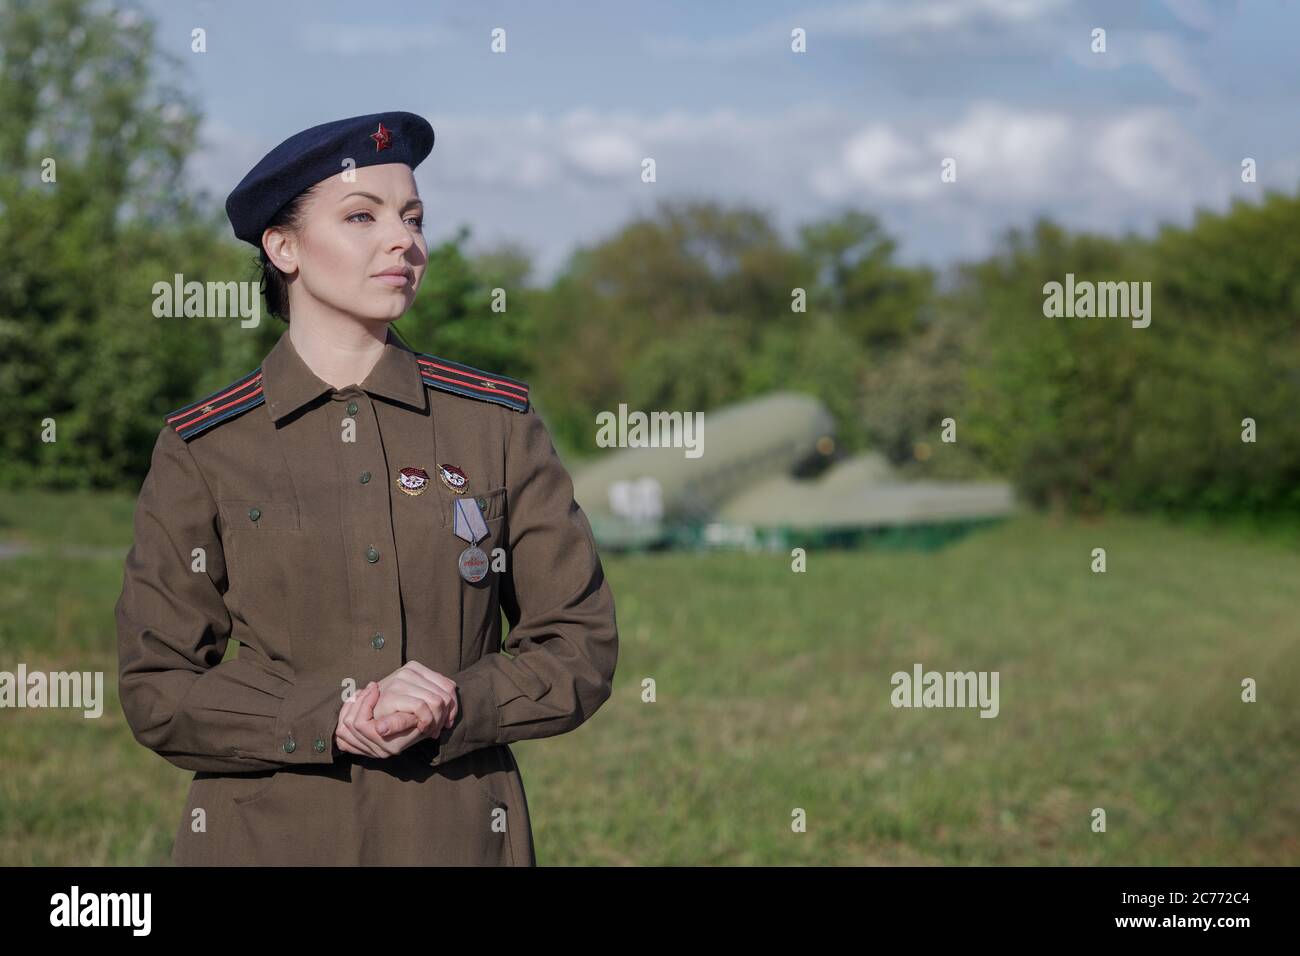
[359,296,414,320]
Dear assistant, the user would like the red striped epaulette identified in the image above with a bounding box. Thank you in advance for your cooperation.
[165,367,266,441]
[414,352,529,413]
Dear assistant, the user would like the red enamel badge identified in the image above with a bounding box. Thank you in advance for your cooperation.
[395,466,430,496]
[371,121,392,152]
[438,463,468,493]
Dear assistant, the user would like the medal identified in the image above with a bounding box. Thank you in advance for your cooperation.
[452,496,492,582]
[457,545,489,583]
[395,466,430,496]
[438,463,468,493]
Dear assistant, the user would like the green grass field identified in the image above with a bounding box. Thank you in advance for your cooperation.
[1,491,1297,865]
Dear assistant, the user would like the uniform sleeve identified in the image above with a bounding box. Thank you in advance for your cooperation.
[420,404,619,767]
[115,425,345,773]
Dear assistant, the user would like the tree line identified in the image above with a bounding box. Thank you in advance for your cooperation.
[3,0,1296,524]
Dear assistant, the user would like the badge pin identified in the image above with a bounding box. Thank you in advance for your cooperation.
[438,463,468,493]
[395,466,430,496]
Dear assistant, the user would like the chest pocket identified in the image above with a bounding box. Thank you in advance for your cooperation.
[437,486,506,526]
[218,498,302,532]
[473,486,507,522]
[217,498,302,661]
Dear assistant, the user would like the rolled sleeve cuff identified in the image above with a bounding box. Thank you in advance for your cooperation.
[423,665,499,767]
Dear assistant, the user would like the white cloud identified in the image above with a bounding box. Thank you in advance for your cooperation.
[931,103,1072,197]
[845,0,1068,35]
[195,101,1233,283]
[812,101,1214,209]
[1137,32,1213,102]
[564,131,643,178]
[831,125,932,200]
[644,0,1067,57]
[1066,29,1212,104]
[1093,110,1214,204]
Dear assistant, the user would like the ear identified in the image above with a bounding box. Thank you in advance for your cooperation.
[262,226,300,277]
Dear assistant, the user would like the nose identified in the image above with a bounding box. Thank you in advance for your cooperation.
[383,214,414,256]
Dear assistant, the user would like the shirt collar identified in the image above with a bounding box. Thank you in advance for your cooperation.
[261,325,426,423]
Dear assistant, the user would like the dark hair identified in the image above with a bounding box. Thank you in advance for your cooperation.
[256,183,319,323]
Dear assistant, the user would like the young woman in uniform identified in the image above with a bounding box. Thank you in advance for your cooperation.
[116,111,618,866]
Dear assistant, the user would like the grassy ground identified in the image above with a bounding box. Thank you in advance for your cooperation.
[1,491,1297,864]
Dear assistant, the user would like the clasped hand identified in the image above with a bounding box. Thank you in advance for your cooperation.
[333,661,459,758]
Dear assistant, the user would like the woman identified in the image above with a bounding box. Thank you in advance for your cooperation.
[115,111,619,866]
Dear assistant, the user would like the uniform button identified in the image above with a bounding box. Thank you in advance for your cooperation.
[248,506,261,522]
[476,496,487,512]
[360,471,371,484]
[282,736,296,753]
[371,633,385,650]
[313,737,327,753]
[347,401,359,415]
[365,546,379,563]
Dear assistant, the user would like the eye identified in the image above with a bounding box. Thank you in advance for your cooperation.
[346,211,374,223]
[406,214,424,228]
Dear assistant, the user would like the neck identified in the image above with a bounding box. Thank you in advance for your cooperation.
[287,313,392,391]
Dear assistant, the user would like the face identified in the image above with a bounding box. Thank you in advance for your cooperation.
[263,163,427,322]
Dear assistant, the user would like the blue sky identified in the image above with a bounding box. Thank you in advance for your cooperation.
[140,0,1300,284]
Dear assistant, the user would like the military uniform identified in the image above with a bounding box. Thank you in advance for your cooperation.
[115,326,619,865]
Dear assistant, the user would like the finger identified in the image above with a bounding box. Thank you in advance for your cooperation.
[371,697,431,733]
[332,717,379,764]
[376,708,423,736]
[381,677,434,705]
[354,715,406,753]
[374,725,425,758]
[402,661,457,697]
[336,722,382,758]
[344,681,376,707]
[401,664,459,727]
[391,713,422,737]
[373,694,437,735]
[375,678,449,728]
[354,685,414,746]
[334,728,364,756]
[339,693,385,757]
[391,666,442,697]
[341,686,386,757]
[357,682,382,720]
[406,684,455,731]
[342,714,387,758]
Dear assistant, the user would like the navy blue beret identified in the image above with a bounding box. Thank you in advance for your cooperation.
[225,110,435,247]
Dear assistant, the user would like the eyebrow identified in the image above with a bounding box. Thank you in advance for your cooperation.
[338,191,423,211]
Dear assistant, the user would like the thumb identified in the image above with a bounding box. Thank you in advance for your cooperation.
[378,710,419,735]
[359,682,379,719]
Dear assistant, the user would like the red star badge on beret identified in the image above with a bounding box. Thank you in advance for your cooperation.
[370,121,392,152]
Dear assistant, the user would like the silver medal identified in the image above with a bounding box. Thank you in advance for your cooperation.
[453,496,492,582]
[458,545,489,582]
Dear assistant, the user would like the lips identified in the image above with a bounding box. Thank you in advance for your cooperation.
[372,266,413,287]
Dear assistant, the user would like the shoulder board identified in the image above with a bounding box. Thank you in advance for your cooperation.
[165,367,266,441]
[414,353,529,412]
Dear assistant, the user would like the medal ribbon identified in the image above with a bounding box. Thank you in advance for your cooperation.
[453,497,489,545]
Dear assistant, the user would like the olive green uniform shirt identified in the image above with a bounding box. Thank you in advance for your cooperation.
[115,327,618,865]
